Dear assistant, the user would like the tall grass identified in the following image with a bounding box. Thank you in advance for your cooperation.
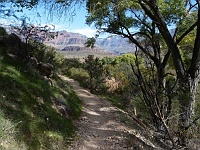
[0,110,26,150]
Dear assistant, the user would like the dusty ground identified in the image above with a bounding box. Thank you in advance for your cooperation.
[61,76,155,150]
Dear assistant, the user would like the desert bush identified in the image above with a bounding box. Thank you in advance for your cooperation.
[26,40,66,75]
[67,67,89,86]
[30,41,52,62]
[100,54,136,95]
[61,58,83,72]
[53,53,65,70]
[84,55,104,91]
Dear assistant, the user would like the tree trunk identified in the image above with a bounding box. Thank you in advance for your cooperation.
[178,76,199,146]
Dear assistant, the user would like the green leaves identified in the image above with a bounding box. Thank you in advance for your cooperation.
[177,11,197,37]
[84,55,104,90]
[86,0,139,31]
[85,37,96,48]
[158,0,187,24]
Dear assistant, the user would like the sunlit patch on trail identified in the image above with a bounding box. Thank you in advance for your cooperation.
[83,107,101,116]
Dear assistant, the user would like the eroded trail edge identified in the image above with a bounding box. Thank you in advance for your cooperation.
[61,76,155,150]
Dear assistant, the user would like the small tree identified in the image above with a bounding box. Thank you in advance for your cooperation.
[84,55,104,91]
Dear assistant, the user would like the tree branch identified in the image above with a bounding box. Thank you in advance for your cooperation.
[120,24,159,63]
[176,21,198,44]
[140,0,186,79]
[130,9,152,32]
[185,116,200,130]
[138,0,160,25]
[132,31,151,39]
[162,50,171,67]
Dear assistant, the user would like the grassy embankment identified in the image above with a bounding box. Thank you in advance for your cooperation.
[0,53,82,149]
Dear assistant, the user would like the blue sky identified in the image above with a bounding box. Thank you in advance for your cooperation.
[37,5,98,37]
[0,3,98,38]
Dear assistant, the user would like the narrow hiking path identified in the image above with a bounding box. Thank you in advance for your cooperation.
[64,76,132,150]
[60,76,156,150]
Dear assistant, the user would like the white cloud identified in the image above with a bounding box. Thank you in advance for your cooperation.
[51,23,97,37]
[54,24,69,31]
[0,18,19,26]
[71,28,97,38]
[54,24,98,38]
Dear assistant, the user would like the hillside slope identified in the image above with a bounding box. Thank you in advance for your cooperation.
[0,48,82,149]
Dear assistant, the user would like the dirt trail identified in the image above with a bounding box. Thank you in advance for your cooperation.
[61,76,154,150]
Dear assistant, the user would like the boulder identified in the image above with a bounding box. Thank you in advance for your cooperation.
[0,27,7,36]
[51,96,73,118]
[7,33,28,58]
[0,36,8,55]
[37,62,54,78]
[7,33,21,53]
[26,56,38,70]
[0,36,7,45]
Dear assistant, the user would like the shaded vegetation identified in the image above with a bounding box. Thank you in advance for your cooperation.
[0,30,82,149]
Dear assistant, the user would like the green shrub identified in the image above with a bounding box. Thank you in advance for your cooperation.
[84,55,104,91]
[61,58,83,73]
[67,67,89,86]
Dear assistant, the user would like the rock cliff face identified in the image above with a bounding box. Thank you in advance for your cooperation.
[96,36,135,54]
[62,45,104,52]
[68,38,86,45]
[44,30,105,53]
[44,30,135,54]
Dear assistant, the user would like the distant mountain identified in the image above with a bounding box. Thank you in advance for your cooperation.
[96,36,135,54]
[44,30,135,55]
[44,30,88,50]
[3,25,135,55]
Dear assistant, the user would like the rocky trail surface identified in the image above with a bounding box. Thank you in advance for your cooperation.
[61,76,157,150]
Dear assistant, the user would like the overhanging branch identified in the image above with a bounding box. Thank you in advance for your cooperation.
[176,21,198,44]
